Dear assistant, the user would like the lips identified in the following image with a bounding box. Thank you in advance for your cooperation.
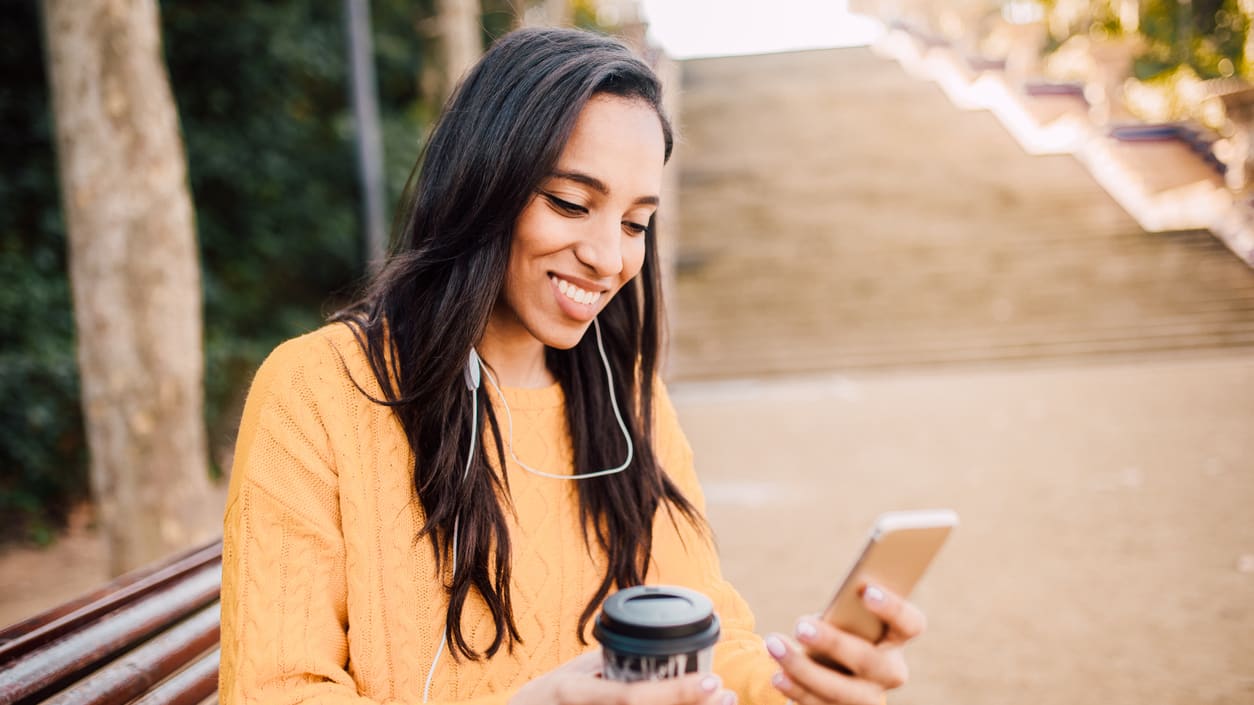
[549,274,604,306]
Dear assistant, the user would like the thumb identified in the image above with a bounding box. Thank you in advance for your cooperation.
[557,649,604,676]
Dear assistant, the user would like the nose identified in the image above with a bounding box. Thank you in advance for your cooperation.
[573,215,624,277]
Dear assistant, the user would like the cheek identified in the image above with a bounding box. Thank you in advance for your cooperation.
[622,237,647,280]
[504,216,554,291]
[502,249,527,296]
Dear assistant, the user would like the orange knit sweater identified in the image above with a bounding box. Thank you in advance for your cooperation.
[219,324,786,705]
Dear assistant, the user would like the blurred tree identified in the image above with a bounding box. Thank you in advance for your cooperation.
[1135,0,1249,80]
[0,2,86,545]
[4,0,513,550]
[345,0,389,268]
[516,0,574,26]
[42,0,219,573]
[1035,0,1249,123]
[161,1,435,477]
[437,0,483,99]
[1041,0,1249,80]
[545,0,574,26]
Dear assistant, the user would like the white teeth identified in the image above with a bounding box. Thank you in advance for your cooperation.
[552,276,601,306]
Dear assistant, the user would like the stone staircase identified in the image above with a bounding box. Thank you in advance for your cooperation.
[667,47,1254,379]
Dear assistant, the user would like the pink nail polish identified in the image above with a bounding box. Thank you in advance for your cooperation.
[795,618,818,642]
[700,675,721,693]
[864,584,885,604]
[765,635,787,659]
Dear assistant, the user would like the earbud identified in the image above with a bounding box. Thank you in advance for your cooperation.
[464,348,482,391]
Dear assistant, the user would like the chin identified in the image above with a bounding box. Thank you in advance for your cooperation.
[535,320,594,351]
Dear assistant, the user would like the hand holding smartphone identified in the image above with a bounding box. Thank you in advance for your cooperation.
[820,509,957,644]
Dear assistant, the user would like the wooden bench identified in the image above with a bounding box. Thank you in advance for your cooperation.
[0,539,223,705]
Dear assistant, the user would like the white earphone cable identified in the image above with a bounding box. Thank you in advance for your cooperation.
[479,318,633,480]
[422,385,478,703]
[423,319,630,700]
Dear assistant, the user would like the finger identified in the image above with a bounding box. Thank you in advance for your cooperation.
[616,673,727,705]
[557,672,729,705]
[770,671,884,705]
[765,633,882,705]
[557,649,604,676]
[620,673,731,705]
[860,584,927,644]
[794,616,908,688]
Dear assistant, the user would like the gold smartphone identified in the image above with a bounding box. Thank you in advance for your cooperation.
[820,509,958,643]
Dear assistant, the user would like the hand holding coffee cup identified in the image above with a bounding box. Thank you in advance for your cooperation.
[507,585,732,705]
[593,585,722,682]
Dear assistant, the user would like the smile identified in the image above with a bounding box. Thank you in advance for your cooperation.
[550,275,604,306]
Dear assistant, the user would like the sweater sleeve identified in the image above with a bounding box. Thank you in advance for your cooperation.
[218,334,514,705]
[649,383,788,705]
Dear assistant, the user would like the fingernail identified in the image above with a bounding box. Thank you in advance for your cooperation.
[765,635,788,659]
[864,584,885,604]
[795,618,818,642]
[771,671,791,689]
[721,693,738,705]
[700,675,721,693]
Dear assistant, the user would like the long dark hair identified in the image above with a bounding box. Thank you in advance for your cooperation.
[333,27,702,661]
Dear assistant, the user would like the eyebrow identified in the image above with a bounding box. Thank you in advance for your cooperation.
[549,170,660,207]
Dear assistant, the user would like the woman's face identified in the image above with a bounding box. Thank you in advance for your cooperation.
[493,94,666,351]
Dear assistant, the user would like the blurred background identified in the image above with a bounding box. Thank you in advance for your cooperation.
[2,1,1252,703]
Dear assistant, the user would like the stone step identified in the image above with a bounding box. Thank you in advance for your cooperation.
[671,47,1254,378]
[672,322,1254,377]
[676,297,1254,330]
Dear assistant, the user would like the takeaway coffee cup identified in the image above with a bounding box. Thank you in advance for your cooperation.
[593,585,721,682]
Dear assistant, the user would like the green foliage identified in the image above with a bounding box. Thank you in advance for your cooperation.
[1132,0,1246,80]
[0,2,88,543]
[165,0,444,471]
[2,0,438,543]
[1039,0,1249,81]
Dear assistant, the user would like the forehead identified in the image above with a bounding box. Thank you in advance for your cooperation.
[554,95,666,196]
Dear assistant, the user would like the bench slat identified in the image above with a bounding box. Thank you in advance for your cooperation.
[39,605,220,705]
[0,540,222,658]
[0,563,220,704]
[132,646,221,705]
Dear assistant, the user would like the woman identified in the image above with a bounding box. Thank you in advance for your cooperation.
[220,27,923,705]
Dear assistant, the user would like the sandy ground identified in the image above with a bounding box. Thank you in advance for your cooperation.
[674,352,1254,705]
[0,505,112,626]
[0,486,229,627]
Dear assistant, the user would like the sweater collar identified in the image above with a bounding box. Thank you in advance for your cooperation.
[487,380,565,411]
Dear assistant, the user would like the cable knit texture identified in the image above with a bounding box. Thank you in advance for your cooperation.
[220,324,786,705]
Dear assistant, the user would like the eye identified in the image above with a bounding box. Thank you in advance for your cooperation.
[540,192,588,216]
[623,220,649,236]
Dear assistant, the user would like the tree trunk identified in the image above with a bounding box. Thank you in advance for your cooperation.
[514,0,573,28]
[344,0,388,268]
[42,0,217,575]
[544,0,573,26]
[436,0,483,100]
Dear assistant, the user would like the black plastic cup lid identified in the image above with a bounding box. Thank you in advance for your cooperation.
[593,585,721,657]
